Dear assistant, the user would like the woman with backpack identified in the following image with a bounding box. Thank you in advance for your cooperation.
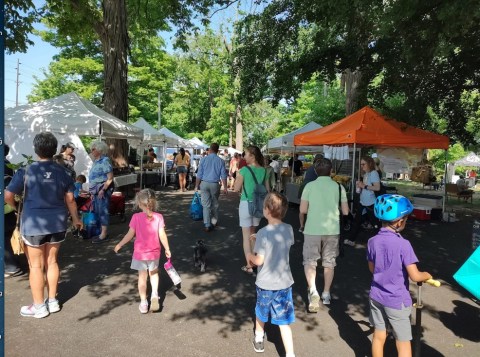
[234,146,270,275]
[344,156,381,247]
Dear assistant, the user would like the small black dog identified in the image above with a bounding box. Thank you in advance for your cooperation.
[193,239,208,273]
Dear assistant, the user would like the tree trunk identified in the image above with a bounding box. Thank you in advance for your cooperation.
[235,105,243,152]
[101,0,129,167]
[229,112,234,147]
[342,69,365,115]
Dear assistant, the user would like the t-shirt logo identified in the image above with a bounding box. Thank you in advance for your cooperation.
[44,172,52,179]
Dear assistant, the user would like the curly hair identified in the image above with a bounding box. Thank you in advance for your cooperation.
[90,140,109,155]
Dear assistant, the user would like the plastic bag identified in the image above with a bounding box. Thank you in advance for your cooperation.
[190,192,203,221]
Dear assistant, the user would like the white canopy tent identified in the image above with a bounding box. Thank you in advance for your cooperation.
[132,119,193,186]
[265,122,322,154]
[158,127,189,147]
[454,152,480,167]
[186,137,209,150]
[132,118,170,186]
[5,92,144,177]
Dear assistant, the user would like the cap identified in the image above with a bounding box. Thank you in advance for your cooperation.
[66,142,76,149]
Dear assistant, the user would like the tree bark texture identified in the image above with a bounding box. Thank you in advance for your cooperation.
[342,69,365,115]
[101,0,129,167]
[235,105,243,152]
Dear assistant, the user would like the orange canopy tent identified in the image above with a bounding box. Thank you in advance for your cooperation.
[294,106,449,149]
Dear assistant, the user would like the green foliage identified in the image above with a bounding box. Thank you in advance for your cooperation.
[6,154,35,171]
[429,143,466,174]
[28,57,103,103]
[283,78,346,132]
[235,0,480,146]
[4,0,38,53]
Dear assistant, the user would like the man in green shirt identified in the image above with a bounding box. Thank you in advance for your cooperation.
[300,158,349,312]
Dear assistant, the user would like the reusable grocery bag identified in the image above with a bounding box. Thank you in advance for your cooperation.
[453,246,480,300]
[82,202,101,239]
[190,192,203,221]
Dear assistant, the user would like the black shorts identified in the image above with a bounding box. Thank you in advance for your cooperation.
[23,231,66,247]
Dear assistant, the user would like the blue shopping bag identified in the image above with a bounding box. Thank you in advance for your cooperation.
[82,203,101,239]
[453,246,480,300]
[190,192,203,221]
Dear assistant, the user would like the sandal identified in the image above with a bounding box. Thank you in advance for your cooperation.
[241,266,254,274]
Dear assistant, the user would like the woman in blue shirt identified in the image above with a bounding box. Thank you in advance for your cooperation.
[88,140,114,244]
[345,157,381,246]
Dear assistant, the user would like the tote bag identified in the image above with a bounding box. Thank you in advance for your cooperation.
[190,192,203,221]
[82,202,101,239]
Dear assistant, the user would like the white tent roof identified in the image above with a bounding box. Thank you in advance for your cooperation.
[158,127,188,147]
[132,118,167,144]
[267,122,322,153]
[5,92,144,177]
[454,152,480,167]
[187,137,209,149]
[5,92,144,140]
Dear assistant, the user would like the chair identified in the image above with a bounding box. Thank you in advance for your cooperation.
[445,183,473,203]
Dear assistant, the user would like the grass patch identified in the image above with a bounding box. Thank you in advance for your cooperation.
[384,180,480,212]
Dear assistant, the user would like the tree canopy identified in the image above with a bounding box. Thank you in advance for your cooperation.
[4,0,38,54]
[234,0,480,145]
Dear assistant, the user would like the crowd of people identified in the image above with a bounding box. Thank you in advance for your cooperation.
[4,133,435,357]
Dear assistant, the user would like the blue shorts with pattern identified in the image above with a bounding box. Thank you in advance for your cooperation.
[255,286,295,325]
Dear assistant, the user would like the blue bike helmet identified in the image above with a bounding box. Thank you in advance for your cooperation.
[374,194,414,222]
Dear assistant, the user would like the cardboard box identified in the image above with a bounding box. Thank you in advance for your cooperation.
[411,205,431,220]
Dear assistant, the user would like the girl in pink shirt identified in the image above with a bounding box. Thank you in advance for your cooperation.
[114,189,172,314]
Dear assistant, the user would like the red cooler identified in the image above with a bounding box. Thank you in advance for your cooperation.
[411,205,431,220]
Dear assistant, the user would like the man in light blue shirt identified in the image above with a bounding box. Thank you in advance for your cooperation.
[195,143,228,231]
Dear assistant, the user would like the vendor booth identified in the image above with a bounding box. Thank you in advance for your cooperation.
[453,152,480,187]
[132,118,189,187]
[294,106,450,209]
[265,122,322,154]
[5,92,143,190]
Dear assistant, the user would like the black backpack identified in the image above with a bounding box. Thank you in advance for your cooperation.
[375,181,387,198]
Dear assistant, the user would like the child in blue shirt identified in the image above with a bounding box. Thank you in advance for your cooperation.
[74,175,89,208]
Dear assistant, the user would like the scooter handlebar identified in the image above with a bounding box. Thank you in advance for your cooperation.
[425,278,441,287]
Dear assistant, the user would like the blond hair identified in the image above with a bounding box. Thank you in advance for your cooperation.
[263,192,288,219]
[134,188,158,212]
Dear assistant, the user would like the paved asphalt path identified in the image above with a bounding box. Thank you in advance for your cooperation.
[4,188,480,356]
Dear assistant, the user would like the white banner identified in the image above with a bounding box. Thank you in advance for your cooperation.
[377,148,423,174]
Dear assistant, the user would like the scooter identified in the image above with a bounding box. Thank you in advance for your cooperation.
[413,278,441,357]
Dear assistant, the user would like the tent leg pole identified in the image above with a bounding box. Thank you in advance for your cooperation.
[291,146,296,181]
[350,143,357,211]
[442,149,448,214]
[140,146,144,189]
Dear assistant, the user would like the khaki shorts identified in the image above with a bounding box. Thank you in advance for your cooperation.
[369,298,412,341]
[303,234,339,268]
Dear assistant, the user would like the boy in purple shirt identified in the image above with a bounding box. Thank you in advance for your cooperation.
[367,195,432,357]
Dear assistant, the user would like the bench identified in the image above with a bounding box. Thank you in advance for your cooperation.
[445,183,473,203]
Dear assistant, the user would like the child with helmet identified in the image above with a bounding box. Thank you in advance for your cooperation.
[367,194,432,357]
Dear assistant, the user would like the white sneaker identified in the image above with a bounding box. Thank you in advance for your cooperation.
[45,298,61,313]
[321,292,331,305]
[20,304,49,319]
[308,290,320,313]
[344,239,355,247]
